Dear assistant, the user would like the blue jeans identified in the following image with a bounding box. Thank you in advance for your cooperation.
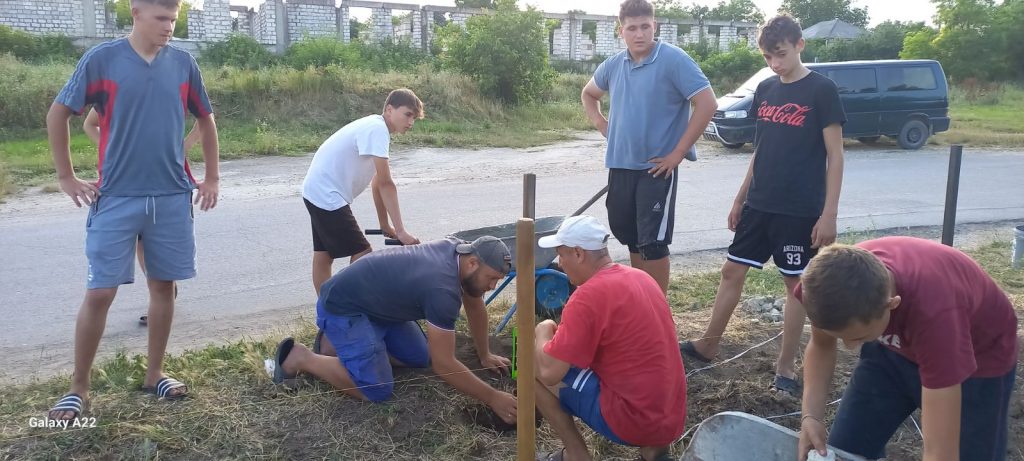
[316,301,429,402]
[829,341,1016,460]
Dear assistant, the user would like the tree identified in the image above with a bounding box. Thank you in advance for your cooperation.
[778,0,869,28]
[350,18,368,40]
[709,0,765,24]
[174,1,190,38]
[923,0,998,80]
[811,21,927,62]
[437,2,552,104]
[111,0,131,28]
[651,0,690,20]
[933,0,994,31]
[989,0,1024,79]
[899,27,939,60]
[454,0,494,8]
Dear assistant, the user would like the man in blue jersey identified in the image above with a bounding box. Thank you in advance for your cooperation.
[45,0,220,420]
[273,237,519,425]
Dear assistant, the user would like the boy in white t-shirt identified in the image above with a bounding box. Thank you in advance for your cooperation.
[302,88,424,296]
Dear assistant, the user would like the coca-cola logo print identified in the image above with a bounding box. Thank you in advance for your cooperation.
[757,101,811,127]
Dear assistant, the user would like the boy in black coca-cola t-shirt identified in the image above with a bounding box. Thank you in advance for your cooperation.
[681,14,846,396]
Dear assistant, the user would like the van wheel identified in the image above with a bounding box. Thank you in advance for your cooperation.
[857,136,880,144]
[897,120,929,150]
[720,142,744,149]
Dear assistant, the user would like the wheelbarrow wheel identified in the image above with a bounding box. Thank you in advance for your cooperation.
[545,262,577,292]
[535,271,571,321]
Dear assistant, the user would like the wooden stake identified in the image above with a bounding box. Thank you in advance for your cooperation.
[515,217,536,461]
[523,173,536,219]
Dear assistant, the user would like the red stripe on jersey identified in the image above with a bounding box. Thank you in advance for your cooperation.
[87,80,118,187]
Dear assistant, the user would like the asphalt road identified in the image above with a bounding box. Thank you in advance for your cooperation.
[2,136,1021,380]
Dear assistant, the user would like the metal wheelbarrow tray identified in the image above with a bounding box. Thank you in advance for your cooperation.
[449,216,565,271]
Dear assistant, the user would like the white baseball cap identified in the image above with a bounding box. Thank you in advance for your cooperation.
[538,215,610,251]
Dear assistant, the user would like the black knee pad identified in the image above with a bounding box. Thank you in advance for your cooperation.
[640,244,669,260]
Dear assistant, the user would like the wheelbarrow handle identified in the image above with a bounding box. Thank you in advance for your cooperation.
[365,229,384,235]
[384,238,403,246]
[571,185,610,218]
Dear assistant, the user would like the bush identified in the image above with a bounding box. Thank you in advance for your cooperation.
[0,25,37,59]
[286,36,360,69]
[436,1,553,104]
[34,35,80,60]
[682,38,719,62]
[285,37,433,72]
[0,54,72,130]
[549,59,598,75]
[355,39,432,73]
[0,25,80,62]
[699,43,764,92]
[200,34,276,69]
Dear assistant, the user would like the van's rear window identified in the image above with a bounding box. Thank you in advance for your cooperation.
[881,67,938,91]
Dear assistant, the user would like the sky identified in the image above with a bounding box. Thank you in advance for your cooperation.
[225,0,937,27]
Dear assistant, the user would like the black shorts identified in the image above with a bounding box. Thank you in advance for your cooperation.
[606,168,678,260]
[727,205,818,276]
[304,199,371,259]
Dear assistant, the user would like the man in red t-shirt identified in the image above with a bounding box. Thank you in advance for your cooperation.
[796,237,1018,461]
[534,215,686,461]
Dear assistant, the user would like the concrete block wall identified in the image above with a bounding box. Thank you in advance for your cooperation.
[370,7,393,42]
[594,20,620,58]
[409,10,421,47]
[551,20,571,60]
[90,0,117,37]
[719,25,737,50]
[199,0,233,41]
[255,0,279,45]
[287,0,337,40]
[570,18,584,61]
[658,23,677,46]
[0,0,83,35]
[338,5,350,43]
[681,26,701,45]
[236,9,255,37]
[188,9,205,39]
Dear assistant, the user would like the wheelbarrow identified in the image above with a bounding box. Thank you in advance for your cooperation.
[450,215,570,334]
[367,220,571,333]
[680,412,865,461]
[369,186,609,334]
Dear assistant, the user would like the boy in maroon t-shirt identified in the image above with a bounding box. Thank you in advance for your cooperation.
[796,237,1018,461]
[534,216,685,461]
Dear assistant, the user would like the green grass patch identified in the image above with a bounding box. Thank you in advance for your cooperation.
[939,103,1024,147]
[938,82,1024,147]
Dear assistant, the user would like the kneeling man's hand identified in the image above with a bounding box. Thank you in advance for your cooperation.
[489,391,518,424]
[480,353,511,375]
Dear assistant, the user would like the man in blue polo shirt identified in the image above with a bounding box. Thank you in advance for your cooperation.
[45,0,220,421]
[581,0,717,294]
[273,236,519,425]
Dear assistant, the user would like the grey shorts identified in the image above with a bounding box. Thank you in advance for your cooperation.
[85,193,196,289]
